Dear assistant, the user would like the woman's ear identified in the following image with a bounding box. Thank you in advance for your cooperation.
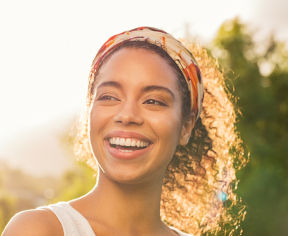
[179,113,195,146]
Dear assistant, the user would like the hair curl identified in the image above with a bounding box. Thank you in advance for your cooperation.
[74,40,248,236]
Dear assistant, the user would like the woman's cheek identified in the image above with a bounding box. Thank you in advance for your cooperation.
[149,109,182,137]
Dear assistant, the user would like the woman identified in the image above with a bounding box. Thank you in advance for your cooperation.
[2,27,246,236]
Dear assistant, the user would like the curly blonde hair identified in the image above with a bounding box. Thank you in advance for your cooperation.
[74,41,248,236]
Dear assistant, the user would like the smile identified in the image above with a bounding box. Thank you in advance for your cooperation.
[104,132,153,159]
[107,137,150,154]
[108,137,150,150]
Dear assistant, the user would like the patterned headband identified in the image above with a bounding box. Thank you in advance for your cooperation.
[90,26,204,120]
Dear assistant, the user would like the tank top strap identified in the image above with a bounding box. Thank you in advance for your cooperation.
[38,202,192,236]
[38,202,96,236]
[169,226,194,236]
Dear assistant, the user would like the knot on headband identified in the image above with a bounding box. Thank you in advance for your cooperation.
[90,26,204,120]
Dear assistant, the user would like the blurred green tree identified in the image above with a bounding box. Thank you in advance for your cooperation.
[211,17,288,236]
[0,194,15,233]
[50,161,96,203]
[50,121,96,203]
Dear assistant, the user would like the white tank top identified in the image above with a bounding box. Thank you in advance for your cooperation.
[38,202,192,236]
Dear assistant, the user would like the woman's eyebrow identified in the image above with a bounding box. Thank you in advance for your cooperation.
[141,85,174,100]
[96,82,174,100]
[97,81,122,90]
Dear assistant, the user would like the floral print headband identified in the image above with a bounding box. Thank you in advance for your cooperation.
[90,26,204,120]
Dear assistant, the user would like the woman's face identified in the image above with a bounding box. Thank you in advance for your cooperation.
[89,48,192,185]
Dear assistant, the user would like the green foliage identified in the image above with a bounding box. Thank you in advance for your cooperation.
[50,118,96,203]
[0,192,16,233]
[0,161,61,234]
[211,18,288,236]
[50,161,96,203]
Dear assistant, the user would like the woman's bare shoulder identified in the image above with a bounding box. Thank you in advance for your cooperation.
[2,208,63,236]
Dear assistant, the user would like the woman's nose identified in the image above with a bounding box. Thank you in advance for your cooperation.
[113,100,144,126]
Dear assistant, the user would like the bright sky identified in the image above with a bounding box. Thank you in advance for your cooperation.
[1,0,287,142]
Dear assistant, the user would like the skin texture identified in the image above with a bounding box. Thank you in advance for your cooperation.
[2,48,194,236]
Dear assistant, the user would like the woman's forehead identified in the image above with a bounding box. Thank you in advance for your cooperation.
[95,48,178,87]
[101,47,172,69]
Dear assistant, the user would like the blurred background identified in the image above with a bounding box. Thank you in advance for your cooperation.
[0,0,288,235]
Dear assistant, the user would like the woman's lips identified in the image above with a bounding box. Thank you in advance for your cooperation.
[104,139,153,160]
[104,131,153,160]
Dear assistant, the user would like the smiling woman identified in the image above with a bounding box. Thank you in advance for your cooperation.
[2,27,246,236]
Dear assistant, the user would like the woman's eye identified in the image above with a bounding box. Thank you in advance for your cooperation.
[98,95,118,101]
[144,99,166,106]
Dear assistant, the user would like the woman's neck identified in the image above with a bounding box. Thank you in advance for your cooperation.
[72,169,169,235]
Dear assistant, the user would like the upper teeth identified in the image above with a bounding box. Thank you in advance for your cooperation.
[108,137,149,147]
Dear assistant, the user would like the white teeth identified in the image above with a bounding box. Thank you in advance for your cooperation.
[120,138,125,146]
[108,137,150,147]
[136,140,141,147]
[131,140,136,147]
[115,138,120,145]
[125,138,131,146]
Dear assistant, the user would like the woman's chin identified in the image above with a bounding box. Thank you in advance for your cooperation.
[100,164,163,186]
[107,170,148,185]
